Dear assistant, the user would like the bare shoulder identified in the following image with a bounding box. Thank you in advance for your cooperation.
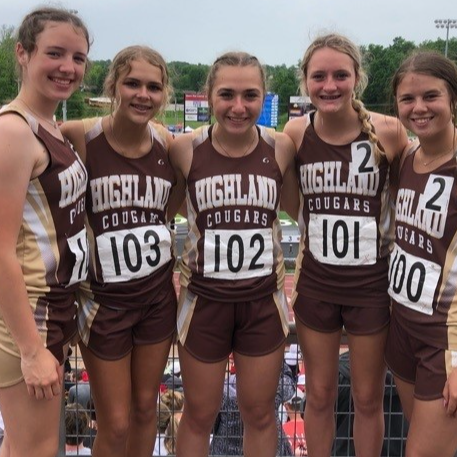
[0,113,39,167]
[150,121,173,150]
[61,120,87,161]
[0,114,40,215]
[370,112,408,162]
[0,111,33,137]
[169,133,193,177]
[283,115,308,148]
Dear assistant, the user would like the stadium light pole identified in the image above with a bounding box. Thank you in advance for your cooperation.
[434,19,457,57]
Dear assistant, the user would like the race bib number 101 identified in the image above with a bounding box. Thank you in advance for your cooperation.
[309,214,377,265]
[204,228,273,280]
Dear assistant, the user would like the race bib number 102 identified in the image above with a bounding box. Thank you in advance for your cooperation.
[204,228,273,280]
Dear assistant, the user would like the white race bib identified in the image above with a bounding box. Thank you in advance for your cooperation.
[388,243,441,315]
[204,228,273,280]
[67,227,89,286]
[309,213,377,265]
[97,225,171,283]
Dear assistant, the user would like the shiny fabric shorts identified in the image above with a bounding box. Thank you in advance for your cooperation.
[385,306,450,400]
[78,285,177,361]
[177,287,289,362]
[292,293,390,335]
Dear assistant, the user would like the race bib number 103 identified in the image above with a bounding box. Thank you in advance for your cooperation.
[97,225,171,283]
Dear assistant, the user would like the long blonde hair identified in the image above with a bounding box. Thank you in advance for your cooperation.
[164,413,181,455]
[301,34,383,163]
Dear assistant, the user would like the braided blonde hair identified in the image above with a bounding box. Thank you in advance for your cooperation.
[301,34,384,163]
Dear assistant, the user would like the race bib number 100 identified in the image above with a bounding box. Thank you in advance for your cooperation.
[388,243,441,315]
[204,228,273,280]
[97,225,171,283]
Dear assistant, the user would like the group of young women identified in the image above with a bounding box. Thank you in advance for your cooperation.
[0,5,456,457]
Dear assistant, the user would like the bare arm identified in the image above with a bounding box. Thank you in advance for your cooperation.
[276,132,299,221]
[371,112,408,164]
[60,120,87,162]
[169,133,193,181]
[283,116,307,152]
[168,134,193,220]
[166,145,186,221]
[0,115,61,400]
[371,113,408,199]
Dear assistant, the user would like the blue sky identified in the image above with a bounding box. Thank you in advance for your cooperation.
[2,0,455,65]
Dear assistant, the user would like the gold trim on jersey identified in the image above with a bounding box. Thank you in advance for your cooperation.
[177,287,198,345]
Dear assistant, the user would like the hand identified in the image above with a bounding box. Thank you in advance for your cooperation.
[21,346,61,400]
[442,368,457,417]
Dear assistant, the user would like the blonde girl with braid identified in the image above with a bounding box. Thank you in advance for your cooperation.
[284,33,408,457]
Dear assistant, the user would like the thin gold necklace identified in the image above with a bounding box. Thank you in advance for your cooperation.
[213,125,257,158]
[109,116,150,158]
[419,144,457,167]
[16,98,58,129]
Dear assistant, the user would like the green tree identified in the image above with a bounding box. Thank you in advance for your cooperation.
[418,37,457,60]
[364,37,416,113]
[268,64,300,115]
[84,59,111,95]
[0,25,17,104]
[168,61,209,103]
[66,90,86,120]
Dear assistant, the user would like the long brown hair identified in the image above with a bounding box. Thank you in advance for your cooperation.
[205,51,266,106]
[392,51,457,125]
[16,7,91,77]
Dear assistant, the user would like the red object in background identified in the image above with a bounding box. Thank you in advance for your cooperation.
[159,383,167,393]
[283,420,306,455]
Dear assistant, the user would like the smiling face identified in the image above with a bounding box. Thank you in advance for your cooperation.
[114,58,165,122]
[17,21,88,101]
[304,47,357,115]
[209,64,264,135]
[396,72,453,141]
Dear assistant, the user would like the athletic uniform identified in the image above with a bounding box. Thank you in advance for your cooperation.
[177,125,289,361]
[77,118,177,360]
[0,105,88,387]
[292,112,393,333]
[385,145,457,399]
